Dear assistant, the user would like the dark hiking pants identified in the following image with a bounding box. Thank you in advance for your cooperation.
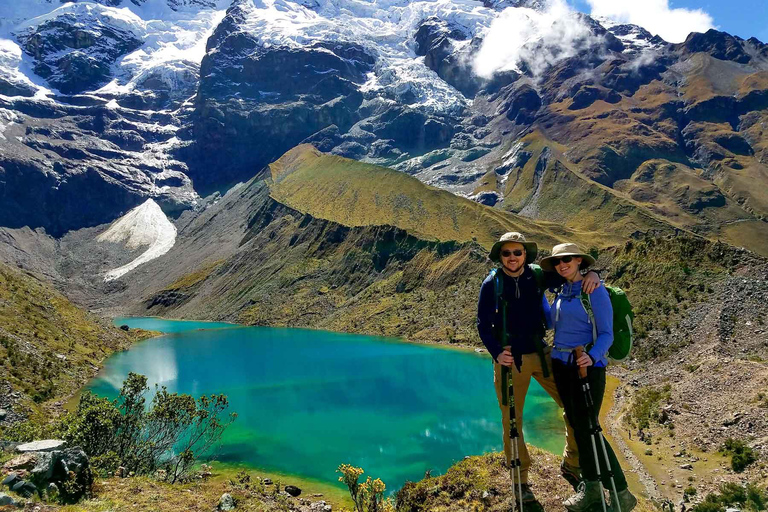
[552,359,628,491]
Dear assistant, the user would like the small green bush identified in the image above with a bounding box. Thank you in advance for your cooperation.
[692,482,768,512]
[720,438,757,473]
[625,384,672,430]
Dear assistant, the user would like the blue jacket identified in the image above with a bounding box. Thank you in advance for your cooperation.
[550,280,613,367]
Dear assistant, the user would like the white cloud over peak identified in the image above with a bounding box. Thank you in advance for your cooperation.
[473,0,598,79]
[585,0,715,43]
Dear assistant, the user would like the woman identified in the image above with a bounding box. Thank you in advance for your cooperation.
[540,243,637,512]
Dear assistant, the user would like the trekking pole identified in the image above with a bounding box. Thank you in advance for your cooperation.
[501,364,524,512]
[574,346,619,512]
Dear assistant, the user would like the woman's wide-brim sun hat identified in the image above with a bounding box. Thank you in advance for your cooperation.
[489,232,538,264]
[539,242,596,272]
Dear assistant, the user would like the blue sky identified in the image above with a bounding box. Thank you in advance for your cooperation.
[569,0,768,43]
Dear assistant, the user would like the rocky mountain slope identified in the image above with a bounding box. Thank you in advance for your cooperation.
[0,0,767,255]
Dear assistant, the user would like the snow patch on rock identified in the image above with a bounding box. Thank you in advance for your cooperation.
[97,198,177,281]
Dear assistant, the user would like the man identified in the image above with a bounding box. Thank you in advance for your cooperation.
[477,232,600,504]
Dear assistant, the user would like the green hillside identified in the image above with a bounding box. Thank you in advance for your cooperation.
[0,262,151,422]
[268,144,634,250]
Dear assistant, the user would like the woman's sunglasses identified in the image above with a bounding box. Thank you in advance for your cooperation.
[551,255,574,266]
[501,249,524,258]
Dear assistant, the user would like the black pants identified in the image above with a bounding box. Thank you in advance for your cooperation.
[552,359,627,491]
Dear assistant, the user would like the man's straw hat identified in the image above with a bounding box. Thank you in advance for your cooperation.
[489,232,538,264]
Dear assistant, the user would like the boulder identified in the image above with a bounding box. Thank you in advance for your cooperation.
[31,451,55,481]
[11,479,37,498]
[17,440,67,453]
[0,409,7,421]
[218,492,235,511]
[285,485,301,497]
[5,446,92,504]
[0,492,19,507]
[1,473,19,488]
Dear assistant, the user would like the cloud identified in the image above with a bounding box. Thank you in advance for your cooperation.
[474,0,600,79]
[585,0,714,43]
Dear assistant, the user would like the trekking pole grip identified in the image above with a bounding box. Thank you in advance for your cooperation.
[574,346,588,379]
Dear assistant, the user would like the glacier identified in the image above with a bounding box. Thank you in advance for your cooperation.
[97,198,178,281]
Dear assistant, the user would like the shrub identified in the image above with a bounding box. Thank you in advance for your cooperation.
[720,438,757,473]
[625,384,672,430]
[18,372,237,483]
[692,482,768,512]
[337,463,393,512]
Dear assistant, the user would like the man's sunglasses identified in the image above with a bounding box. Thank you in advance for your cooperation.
[550,255,574,266]
[501,249,524,258]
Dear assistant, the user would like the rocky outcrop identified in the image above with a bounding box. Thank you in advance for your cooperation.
[414,17,482,97]
[15,9,143,94]
[187,0,377,191]
[2,443,92,503]
[675,29,761,64]
[0,96,197,236]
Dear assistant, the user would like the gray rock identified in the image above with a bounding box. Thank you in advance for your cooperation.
[1,473,19,488]
[263,478,273,485]
[0,409,6,420]
[31,451,55,481]
[16,440,67,453]
[218,492,235,511]
[11,480,37,498]
[0,492,18,507]
[285,484,301,497]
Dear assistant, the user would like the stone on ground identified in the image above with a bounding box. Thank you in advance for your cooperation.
[16,440,67,453]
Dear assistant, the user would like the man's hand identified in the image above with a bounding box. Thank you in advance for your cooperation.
[497,348,514,367]
[582,271,600,294]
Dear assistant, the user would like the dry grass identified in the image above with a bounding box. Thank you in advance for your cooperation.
[163,260,225,291]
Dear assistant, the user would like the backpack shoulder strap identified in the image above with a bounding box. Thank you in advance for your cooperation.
[529,264,545,294]
[580,290,598,346]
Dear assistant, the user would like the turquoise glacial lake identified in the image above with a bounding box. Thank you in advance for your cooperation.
[90,317,564,492]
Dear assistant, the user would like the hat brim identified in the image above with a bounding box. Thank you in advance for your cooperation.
[539,253,596,273]
[489,241,538,264]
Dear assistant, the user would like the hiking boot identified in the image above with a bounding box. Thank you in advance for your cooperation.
[560,461,582,491]
[563,481,604,512]
[519,484,536,503]
[609,488,637,512]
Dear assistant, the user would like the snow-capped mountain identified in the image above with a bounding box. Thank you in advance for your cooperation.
[1,0,768,254]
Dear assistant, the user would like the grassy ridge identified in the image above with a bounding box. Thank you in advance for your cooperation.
[0,262,151,421]
[268,144,604,250]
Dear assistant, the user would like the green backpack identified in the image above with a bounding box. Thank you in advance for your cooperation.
[580,286,634,363]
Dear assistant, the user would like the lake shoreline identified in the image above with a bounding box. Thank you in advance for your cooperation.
[82,317,564,493]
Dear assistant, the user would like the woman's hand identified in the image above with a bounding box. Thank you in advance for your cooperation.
[582,271,600,294]
[497,348,514,367]
[577,352,594,368]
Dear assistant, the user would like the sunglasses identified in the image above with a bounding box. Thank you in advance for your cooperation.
[501,249,524,258]
[551,255,574,266]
